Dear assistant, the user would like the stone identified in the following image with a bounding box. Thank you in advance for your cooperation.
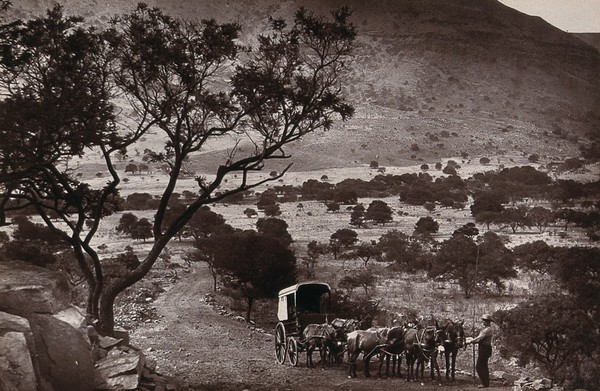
[91,346,109,361]
[532,378,552,390]
[0,331,36,391]
[95,351,143,390]
[493,370,519,385]
[98,335,123,349]
[0,260,72,316]
[113,327,130,345]
[29,314,95,391]
[0,311,31,333]
[517,376,532,386]
[99,373,140,390]
[53,306,87,331]
[144,356,158,372]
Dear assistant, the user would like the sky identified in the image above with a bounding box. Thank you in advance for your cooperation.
[499,0,600,33]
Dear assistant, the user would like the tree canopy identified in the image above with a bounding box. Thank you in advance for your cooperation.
[215,230,297,321]
[428,231,516,298]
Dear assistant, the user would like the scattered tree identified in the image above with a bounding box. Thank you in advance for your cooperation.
[329,228,358,259]
[512,240,557,274]
[256,217,293,247]
[414,216,439,238]
[125,163,138,175]
[340,241,381,268]
[131,218,153,242]
[302,240,328,278]
[116,213,139,235]
[215,230,297,321]
[453,222,479,237]
[263,203,282,217]
[349,203,366,228]
[325,202,340,213]
[497,206,529,233]
[243,208,258,218]
[527,206,555,232]
[184,224,236,291]
[365,200,393,225]
[184,206,226,241]
[428,231,516,298]
[377,229,423,271]
[339,269,376,297]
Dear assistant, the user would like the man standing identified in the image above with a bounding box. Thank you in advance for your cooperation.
[466,314,494,388]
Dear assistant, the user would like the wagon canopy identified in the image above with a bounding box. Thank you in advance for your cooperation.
[277,282,331,322]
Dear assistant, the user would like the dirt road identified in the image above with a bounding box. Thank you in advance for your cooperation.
[129,265,508,391]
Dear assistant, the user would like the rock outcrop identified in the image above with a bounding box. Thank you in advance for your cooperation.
[0,259,175,391]
[0,259,93,391]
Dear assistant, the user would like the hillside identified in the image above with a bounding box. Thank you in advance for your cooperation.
[575,33,600,53]
[6,0,600,172]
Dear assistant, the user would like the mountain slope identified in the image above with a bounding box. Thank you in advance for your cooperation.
[7,0,600,171]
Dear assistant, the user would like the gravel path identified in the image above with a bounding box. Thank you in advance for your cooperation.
[129,265,509,391]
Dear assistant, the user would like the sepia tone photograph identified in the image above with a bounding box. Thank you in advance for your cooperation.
[0,1,598,390]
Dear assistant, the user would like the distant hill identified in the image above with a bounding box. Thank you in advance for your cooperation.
[6,0,600,172]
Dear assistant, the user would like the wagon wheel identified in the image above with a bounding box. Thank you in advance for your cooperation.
[287,338,299,366]
[275,322,287,364]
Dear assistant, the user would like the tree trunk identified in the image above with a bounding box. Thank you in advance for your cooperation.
[97,238,168,335]
[98,285,119,335]
[246,297,254,323]
[0,195,10,226]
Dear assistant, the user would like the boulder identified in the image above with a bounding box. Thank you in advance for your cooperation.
[0,311,38,391]
[29,314,95,391]
[0,331,37,391]
[0,260,72,316]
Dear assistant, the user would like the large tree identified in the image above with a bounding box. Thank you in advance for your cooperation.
[0,4,355,334]
[214,230,297,322]
[329,228,358,259]
[365,199,393,225]
[428,231,517,298]
[376,229,423,271]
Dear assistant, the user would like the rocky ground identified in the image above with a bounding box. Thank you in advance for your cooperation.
[123,263,512,391]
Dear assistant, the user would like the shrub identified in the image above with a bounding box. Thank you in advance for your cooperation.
[496,294,599,388]
[442,165,457,175]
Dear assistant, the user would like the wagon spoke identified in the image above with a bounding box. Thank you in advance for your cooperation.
[287,338,299,366]
[275,322,287,364]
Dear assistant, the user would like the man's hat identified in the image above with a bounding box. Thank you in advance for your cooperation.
[481,314,493,322]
